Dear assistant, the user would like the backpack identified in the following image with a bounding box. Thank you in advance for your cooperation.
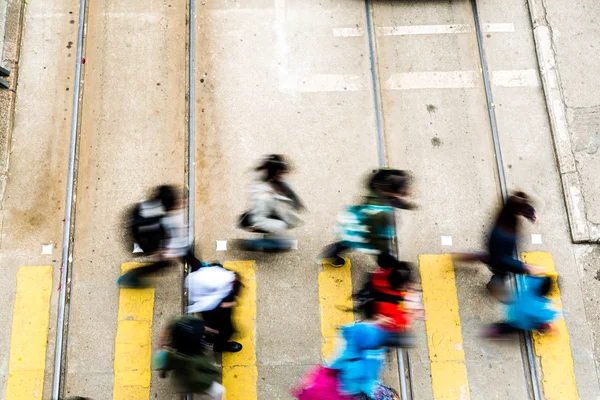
[130,202,166,253]
[335,205,394,250]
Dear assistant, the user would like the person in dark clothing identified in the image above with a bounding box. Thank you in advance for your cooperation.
[153,315,225,398]
[454,191,541,300]
[320,169,417,268]
[117,185,202,288]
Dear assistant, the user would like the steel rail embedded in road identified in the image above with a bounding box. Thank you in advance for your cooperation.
[470,0,542,399]
[364,1,413,398]
[183,1,196,399]
[52,0,87,397]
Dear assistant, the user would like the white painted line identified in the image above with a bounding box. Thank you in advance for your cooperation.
[333,27,363,37]
[216,240,227,251]
[132,243,143,254]
[292,74,364,92]
[492,69,539,87]
[483,23,515,33]
[42,244,53,255]
[378,24,471,36]
[377,23,514,36]
[531,234,543,244]
[385,71,477,90]
[441,236,453,246]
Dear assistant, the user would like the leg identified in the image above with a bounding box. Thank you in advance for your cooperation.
[203,307,240,352]
[483,322,519,339]
[320,241,350,267]
[486,273,510,302]
[117,260,171,288]
[452,252,488,263]
[183,250,204,272]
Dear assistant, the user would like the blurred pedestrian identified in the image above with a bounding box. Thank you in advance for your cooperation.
[320,169,416,268]
[482,274,559,339]
[291,316,401,400]
[153,315,225,398]
[454,191,541,300]
[117,185,202,288]
[187,262,243,353]
[238,154,305,251]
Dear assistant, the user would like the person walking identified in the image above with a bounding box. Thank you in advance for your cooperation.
[117,185,201,288]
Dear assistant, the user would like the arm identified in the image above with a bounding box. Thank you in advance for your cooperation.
[497,256,528,274]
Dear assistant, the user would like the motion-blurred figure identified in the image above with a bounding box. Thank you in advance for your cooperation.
[454,191,540,300]
[482,274,559,339]
[320,169,416,267]
[239,154,305,251]
[291,316,402,400]
[187,262,243,353]
[153,315,225,398]
[355,253,423,340]
[292,254,421,400]
[117,185,201,288]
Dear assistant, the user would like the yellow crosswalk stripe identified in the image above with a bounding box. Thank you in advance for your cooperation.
[523,252,579,400]
[6,266,53,400]
[113,263,155,400]
[222,261,257,400]
[318,259,354,358]
[419,254,470,400]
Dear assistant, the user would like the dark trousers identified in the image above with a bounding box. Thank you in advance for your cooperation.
[202,306,234,349]
[321,241,351,259]
[124,250,203,280]
[202,281,242,348]
[321,241,399,265]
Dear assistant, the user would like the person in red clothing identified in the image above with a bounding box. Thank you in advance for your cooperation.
[355,253,422,346]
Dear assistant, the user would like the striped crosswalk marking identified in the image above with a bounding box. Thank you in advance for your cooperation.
[113,263,155,400]
[222,261,257,400]
[6,266,53,400]
[318,259,354,358]
[419,254,470,400]
[523,252,579,400]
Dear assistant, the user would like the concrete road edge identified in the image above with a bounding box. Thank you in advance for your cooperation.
[526,0,596,243]
[0,0,26,203]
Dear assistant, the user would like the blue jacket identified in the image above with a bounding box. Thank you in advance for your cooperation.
[506,276,558,331]
[328,323,390,397]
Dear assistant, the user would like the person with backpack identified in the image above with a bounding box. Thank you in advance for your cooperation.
[320,169,417,268]
[187,262,243,353]
[453,191,542,300]
[482,274,559,339]
[117,185,202,288]
[153,315,225,398]
[238,154,305,251]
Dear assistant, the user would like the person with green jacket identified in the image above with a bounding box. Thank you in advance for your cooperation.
[153,315,225,398]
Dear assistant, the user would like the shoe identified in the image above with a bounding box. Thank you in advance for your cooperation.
[214,341,243,353]
[116,274,149,288]
[321,257,346,268]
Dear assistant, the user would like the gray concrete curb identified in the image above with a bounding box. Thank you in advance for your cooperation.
[527,0,595,243]
[0,0,25,205]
